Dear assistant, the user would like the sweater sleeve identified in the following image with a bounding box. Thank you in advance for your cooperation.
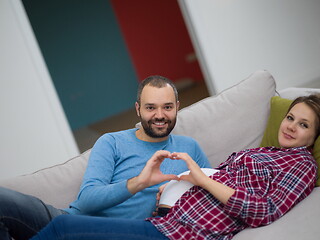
[223,159,317,227]
[193,140,211,168]
[70,134,134,214]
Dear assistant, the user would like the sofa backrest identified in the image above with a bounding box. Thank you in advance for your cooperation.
[0,149,91,209]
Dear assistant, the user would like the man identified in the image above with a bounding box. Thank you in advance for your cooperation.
[0,75,210,239]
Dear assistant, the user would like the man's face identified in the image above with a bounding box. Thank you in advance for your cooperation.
[136,84,179,142]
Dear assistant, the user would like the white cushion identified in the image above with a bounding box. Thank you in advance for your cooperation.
[172,70,276,167]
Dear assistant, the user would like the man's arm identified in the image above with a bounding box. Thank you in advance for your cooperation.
[70,135,134,214]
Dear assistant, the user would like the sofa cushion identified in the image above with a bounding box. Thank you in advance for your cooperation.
[172,70,276,167]
[0,149,91,209]
[260,96,320,186]
[233,187,320,240]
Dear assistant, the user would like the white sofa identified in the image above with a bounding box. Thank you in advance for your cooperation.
[1,70,319,239]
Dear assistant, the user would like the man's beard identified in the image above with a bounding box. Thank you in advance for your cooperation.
[140,117,176,139]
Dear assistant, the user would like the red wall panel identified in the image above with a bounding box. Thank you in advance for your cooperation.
[111,0,204,83]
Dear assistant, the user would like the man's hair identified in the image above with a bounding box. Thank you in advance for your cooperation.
[287,94,320,138]
[136,75,178,105]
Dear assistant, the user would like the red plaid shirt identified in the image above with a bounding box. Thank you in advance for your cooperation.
[147,147,317,240]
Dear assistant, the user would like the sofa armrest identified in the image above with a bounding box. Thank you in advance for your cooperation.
[278,87,320,99]
[0,149,91,209]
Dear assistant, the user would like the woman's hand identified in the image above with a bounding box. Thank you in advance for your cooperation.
[173,152,235,205]
[172,152,209,188]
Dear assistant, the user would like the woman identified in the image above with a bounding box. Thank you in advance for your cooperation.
[31,95,320,240]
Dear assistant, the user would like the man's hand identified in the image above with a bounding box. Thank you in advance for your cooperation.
[127,150,179,194]
[152,183,168,216]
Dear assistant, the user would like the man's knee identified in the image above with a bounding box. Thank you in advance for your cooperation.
[0,186,47,221]
[0,187,21,213]
[0,187,57,240]
[50,214,71,229]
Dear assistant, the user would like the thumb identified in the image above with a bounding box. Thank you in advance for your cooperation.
[163,174,179,182]
[179,174,191,182]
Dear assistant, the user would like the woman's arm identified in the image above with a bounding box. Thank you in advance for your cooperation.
[224,158,317,227]
[175,152,317,227]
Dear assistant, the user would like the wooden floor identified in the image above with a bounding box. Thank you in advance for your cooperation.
[73,81,210,152]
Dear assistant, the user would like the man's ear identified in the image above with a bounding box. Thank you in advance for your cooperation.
[135,102,140,117]
[176,101,180,111]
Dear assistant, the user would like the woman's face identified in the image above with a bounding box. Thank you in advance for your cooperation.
[278,102,317,148]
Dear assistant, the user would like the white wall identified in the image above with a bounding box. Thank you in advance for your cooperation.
[179,0,320,95]
[0,0,79,180]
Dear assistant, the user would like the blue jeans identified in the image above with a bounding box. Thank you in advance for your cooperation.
[0,187,66,240]
[31,215,168,240]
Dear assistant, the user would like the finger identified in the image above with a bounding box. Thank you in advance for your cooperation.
[172,152,191,162]
[147,152,170,167]
[159,183,168,192]
[156,150,171,158]
[156,192,161,201]
[174,154,197,171]
[153,151,173,163]
[162,174,179,182]
[170,152,180,160]
[157,183,166,201]
[171,152,187,159]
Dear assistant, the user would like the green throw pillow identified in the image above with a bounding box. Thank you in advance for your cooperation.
[260,96,320,186]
